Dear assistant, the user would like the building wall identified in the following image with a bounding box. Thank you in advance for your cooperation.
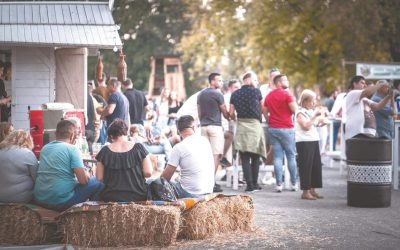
[55,48,87,111]
[12,47,55,129]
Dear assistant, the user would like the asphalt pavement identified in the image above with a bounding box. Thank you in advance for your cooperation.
[168,159,400,250]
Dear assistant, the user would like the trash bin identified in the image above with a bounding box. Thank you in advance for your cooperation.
[346,137,392,208]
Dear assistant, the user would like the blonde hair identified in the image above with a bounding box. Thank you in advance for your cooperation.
[299,89,316,107]
[0,122,13,142]
[0,130,34,150]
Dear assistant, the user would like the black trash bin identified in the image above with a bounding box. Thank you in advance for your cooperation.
[346,137,392,208]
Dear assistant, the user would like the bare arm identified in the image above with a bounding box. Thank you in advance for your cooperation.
[160,164,176,181]
[74,167,89,185]
[95,162,104,182]
[0,96,11,105]
[101,103,116,117]
[296,111,320,131]
[370,94,391,112]
[229,104,236,120]
[288,101,298,114]
[361,81,389,100]
[142,155,153,178]
[219,103,230,120]
[259,100,264,118]
[262,106,269,123]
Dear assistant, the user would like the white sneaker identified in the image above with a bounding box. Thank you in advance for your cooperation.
[262,176,276,185]
[290,183,299,191]
[264,177,276,185]
[275,185,283,192]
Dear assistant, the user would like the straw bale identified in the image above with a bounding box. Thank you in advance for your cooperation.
[0,205,46,245]
[59,203,181,247]
[179,195,254,240]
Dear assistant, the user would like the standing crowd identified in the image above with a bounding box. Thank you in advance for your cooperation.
[0,69,396,210]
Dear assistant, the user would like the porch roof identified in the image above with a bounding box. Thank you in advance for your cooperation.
[0,1,122,49]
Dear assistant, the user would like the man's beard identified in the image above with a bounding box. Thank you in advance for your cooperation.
[282,85,288,89]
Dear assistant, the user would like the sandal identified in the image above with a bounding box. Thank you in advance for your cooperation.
[301,194,317,200]
[311,192,324,199]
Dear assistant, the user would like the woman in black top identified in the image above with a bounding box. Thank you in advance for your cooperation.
[167,90,182,126]
[95,119,153,202]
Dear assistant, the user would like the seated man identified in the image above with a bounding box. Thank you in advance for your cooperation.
[34,120,104,211]
[160,115,215,197]
[131,113,172,171]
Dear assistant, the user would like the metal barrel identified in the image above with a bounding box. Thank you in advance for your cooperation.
[346,137,392,208]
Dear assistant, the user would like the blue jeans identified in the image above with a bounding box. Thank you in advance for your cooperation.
[64,177,104,206]
[268,128,297,186]
[170,181,199,199]
[144,138,172,160]
[332,121,341,151]
[99,121,107,145]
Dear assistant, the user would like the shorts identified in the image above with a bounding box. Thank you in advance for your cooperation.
[201,125,224,155]
[228,120,236,133]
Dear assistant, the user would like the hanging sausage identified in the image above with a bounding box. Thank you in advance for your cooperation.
[117,51,127,82]
[96,53,104,83]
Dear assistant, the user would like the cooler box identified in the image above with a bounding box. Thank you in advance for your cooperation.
[29,109,85,158]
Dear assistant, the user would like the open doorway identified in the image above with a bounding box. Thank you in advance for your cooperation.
[0,49,12,122]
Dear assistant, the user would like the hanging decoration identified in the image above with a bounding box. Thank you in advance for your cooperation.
[117,50,127,82]
[95,52,104,83]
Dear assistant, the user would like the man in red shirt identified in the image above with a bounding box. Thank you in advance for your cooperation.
[263,74,298,192]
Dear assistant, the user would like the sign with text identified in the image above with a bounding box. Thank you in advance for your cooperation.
[356,63,400,79]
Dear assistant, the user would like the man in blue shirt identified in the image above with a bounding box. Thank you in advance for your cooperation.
[34,120,104,211]
[371,80,395,139]
[101,78,130,127]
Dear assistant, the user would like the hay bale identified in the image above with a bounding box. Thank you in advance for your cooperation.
[179,195,254,240]
[0,205,48,245]
[59,203,181,247]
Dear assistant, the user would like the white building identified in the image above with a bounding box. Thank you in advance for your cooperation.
[0,0,122,129]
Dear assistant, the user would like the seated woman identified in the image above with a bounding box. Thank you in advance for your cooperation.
[0,121,14,142]
[95,119,153,202]
[0,130,38,203]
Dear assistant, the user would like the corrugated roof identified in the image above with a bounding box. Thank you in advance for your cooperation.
[0,2,122,49]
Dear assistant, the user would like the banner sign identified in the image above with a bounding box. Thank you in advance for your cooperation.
[356,63,400,79]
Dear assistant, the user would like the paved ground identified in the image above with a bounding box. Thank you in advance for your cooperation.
[6,160,398,250]
[162,160,400,250]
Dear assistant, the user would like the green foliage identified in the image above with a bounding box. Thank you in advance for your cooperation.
[90,0,400,96]
[248,0,344,91]
[179,0,400,94]
[88,0,190,92]
[179,0,254,87]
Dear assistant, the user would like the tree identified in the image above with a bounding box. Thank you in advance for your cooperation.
[88,0,190,92]
[179,0,400,93]
[92,0,400,96]
[179,0,256,88]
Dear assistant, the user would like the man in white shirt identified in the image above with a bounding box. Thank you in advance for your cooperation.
[161,115,215,196]
[345,75,391,140]
[221,79,241,167]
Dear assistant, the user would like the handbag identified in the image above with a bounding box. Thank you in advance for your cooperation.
[149,177,178,201]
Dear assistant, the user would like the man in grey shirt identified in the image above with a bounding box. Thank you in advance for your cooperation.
[197,73,230,192]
